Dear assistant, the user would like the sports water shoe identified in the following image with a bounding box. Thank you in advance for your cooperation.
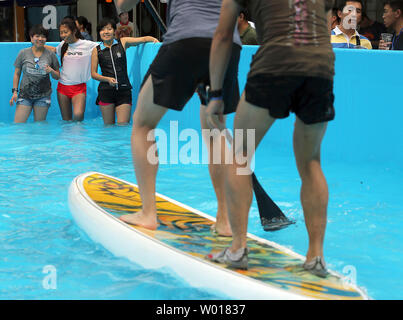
[303,256,329,278]
[206,247,249,270]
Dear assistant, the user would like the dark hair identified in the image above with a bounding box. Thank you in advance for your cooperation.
[239,9,251,21]
[384,1,403,11]
[325,0,335,12]
[336,0,364,12]
[332,7,339,16]
[29,24,49,39]
[76,16,92,35]
[97,18,117,35]
[331,7,341,23]
[59,17,83,66]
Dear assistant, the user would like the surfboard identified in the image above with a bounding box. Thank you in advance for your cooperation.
[68,172,369,300]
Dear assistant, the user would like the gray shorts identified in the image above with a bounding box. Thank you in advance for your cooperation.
[16,96,51,108]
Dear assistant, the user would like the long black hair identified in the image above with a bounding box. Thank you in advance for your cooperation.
[60,17,83,66]
[76,16,92,35]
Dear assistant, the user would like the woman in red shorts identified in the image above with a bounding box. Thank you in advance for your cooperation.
[49,18,98,121]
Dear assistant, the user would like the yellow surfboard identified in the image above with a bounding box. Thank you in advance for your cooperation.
[69,172,368,300]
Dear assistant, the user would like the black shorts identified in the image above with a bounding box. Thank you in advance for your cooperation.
[244,75,335,124]
[141,38,241,114]
[96,89,132,106]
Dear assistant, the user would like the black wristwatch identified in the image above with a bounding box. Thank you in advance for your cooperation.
[208,89,223,101]
[12,88,19,94]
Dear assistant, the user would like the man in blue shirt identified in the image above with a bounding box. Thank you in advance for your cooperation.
[379,0,403,50]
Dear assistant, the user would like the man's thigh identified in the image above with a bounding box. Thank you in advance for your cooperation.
[233,93,276,152]
[133,75,168,129]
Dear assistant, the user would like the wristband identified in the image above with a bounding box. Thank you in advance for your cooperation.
[208,89,223,98]
[208,89,223,102]
[12,88,18,94]
[210,96,223,101]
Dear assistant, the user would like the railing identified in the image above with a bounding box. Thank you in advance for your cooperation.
[143,0,167,34]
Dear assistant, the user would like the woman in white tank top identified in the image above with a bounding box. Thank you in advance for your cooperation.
[47,18,98,121]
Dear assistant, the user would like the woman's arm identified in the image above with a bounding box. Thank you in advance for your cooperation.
[44,65,60,80]
[91,47,117,86]
[10,68,21,106]
[120,36,159,50]
[44,44,57,53]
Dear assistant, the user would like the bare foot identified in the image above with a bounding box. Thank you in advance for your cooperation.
[119,211,158,230]
[211,222,232,237]
[211,209,232,236]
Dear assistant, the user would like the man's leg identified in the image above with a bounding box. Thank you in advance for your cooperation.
[119,75,168,229]
[226,94,276,252]
[200,106,231,236]
[293,118,328,263]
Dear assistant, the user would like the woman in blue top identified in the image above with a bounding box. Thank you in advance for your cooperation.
[91,18,158,125]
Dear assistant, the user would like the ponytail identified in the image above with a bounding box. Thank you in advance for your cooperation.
[60,42,69,67]
[76,16,92,35]
[87,22,92,35]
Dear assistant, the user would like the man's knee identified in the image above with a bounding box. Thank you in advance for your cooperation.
[294,119,327,156]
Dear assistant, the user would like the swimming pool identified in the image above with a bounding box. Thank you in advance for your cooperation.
[0,44,402,300]
[0,114,401,299]
[0,120,225,299]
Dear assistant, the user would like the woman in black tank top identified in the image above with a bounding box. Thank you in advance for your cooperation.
[91,18,158,125]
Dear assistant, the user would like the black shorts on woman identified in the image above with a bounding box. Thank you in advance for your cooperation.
[96,39,132,106]
[141,38,241,114]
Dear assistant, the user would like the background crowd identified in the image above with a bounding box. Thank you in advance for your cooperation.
[8,0,403,124]
[330,0,403,50]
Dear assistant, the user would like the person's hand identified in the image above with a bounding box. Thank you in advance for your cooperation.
[44,64,54,74]
[206,99,225,131]
[379,39,391,50]
[107,77,118,87]
[10,92,18,106]
[147,36,159,43]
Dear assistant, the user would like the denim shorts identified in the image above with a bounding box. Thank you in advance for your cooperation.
[16,96,51,108]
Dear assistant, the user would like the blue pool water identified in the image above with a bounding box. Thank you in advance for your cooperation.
[0,118,402,300]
